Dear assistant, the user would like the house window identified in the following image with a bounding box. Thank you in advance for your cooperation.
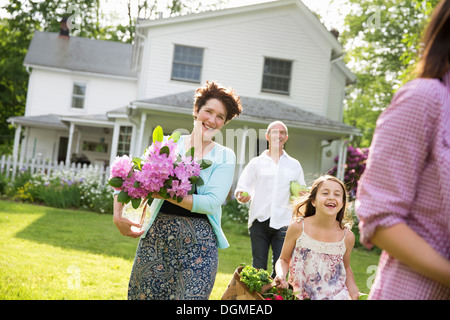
[171,45,204,83]
[82,141,108,153]
[71,82,86,109]
[262,58,292,95]
[117,126,132,156]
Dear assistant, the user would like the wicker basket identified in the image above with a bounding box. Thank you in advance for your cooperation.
[221,266,275,300]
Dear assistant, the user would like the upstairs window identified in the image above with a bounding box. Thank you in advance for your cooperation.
[171,45,204,83]
[262,58,292,95]
[71,82,86,109]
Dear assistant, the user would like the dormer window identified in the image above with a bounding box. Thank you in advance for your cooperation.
[171,45,204,83]
[261,58,292,95]
[71,82,86,109]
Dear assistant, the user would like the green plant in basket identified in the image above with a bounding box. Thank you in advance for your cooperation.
[239,265,272,293]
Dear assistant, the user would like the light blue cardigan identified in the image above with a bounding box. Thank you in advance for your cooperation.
[140,135,235,249]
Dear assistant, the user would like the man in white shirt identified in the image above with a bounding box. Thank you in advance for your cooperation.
[235,121,306,277]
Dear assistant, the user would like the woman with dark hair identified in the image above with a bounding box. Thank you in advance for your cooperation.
[356,0,450,299]
[113,81,242,300]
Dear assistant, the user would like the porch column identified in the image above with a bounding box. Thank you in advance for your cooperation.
[11,124,22,180]
[65,122,75,165]
[110,122,120,165]
[336,138,349,181]
[234,126,248,190]
[136,112,147,155]
[12,124,22,161]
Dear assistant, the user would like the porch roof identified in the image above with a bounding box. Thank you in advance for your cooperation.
[7,114,67,129]
[7,113,114,129]
[132,91,360,137]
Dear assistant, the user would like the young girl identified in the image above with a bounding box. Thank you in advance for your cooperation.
[274,175,359,300]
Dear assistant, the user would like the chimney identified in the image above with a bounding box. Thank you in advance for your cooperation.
[59,17,70,39]
[330,28,339,40]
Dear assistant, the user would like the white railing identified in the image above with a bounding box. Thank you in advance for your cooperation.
[0,155,110,184]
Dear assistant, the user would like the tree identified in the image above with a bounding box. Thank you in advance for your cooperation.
[0,0,225,154]
[0,19,29,154]
[0,0,104,154]
[109,0,226,43]
[339,0,440,147]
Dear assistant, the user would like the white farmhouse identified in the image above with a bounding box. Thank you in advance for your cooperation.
[8,0,358,184]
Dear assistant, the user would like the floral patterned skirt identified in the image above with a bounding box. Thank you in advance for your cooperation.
[128,213,218,300]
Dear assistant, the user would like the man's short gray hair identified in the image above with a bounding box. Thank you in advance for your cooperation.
[266,121,288,135]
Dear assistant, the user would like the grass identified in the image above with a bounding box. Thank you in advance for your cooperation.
[0,200,380,300]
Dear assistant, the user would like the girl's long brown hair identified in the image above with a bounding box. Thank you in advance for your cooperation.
[292,175,351,229]
[415,0,450,79]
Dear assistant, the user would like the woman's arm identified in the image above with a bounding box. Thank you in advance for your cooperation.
[113,195,145,238]
[150,193,193,211]
[372,223,450,287]
[191,148,236,215]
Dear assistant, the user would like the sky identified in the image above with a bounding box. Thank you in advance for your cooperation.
[99,0,351,30]
[0,0,351,33]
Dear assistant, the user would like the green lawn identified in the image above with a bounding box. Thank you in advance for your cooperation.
[0,200,380,300]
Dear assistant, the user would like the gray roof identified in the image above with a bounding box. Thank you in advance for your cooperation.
[134,91,359,135]
[7,113,114,129]
[7,114,67,129]
[24,31,136,78]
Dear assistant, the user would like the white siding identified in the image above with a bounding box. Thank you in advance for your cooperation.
[327,65,346,121]
[141,5,333,116]
[25,68,137,117]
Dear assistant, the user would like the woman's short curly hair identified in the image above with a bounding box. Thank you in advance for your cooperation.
[193,81,242,123]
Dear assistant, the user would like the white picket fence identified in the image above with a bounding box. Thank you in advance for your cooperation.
[0,155,110,184]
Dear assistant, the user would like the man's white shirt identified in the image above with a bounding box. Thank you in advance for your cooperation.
[235,150,305,229]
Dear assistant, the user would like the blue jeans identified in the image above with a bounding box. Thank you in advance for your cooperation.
[249,218,287,278]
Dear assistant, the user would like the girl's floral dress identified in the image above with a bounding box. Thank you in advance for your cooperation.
[289,218,351,300]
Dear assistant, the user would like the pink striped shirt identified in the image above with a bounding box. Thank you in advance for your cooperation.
[356,71,450,300]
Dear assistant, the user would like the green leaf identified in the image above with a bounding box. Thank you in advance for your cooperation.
[185,147,195,158]
[189,175,198,184]
[132,157,142,170]
[160,145,170,156]
[108,177,123,188]
[152,126,163,143]
[169,131,181,142]
[159,188,169,199]
[188,183,196,194]
[198,159,212,170]
[117,190,131,204]
[131,197,142,209]
[196,177,204,186]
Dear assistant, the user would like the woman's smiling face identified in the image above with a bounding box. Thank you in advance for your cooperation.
[194,98,227,138]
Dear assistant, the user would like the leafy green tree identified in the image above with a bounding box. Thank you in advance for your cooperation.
[0,0,225,154]
[0,0,103,154]
[0,20,29,154]
[340,0,440,147]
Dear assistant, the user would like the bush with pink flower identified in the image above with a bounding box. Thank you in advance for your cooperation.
[328,145,369,200]
[108,126,211,208]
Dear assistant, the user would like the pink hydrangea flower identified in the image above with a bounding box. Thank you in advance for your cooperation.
[110,155,133,180]
[108,129,209,205]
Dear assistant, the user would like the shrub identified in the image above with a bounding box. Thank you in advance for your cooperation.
[328,145,369,200]
[222,198,249,235]
[5,168,113,214]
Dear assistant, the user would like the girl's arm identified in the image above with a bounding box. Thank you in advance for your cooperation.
[372,223,450,287]
[343,230,359,300]
[274,221,301,289]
